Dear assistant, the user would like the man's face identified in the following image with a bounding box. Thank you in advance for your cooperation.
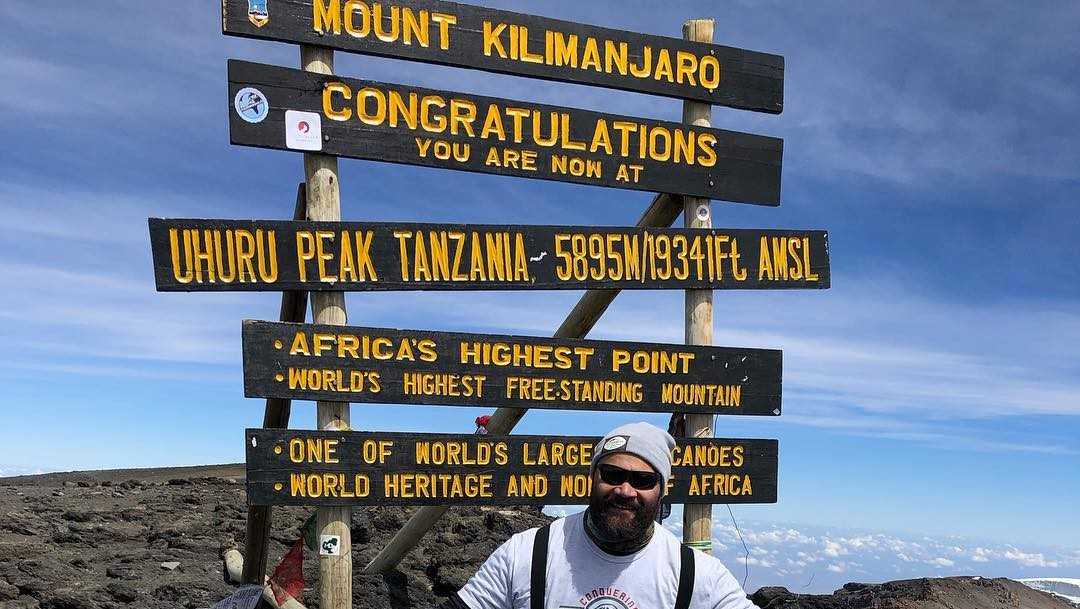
[588,452,662,541]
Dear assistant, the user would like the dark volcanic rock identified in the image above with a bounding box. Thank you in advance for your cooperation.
[104,583,138,603]
[104,565,138,581]
[0,579,20,600]
[61,510,98,523]
[51,530,83,544]
[38,592,97,609]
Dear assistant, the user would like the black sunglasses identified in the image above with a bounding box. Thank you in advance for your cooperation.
[597,464,660,490]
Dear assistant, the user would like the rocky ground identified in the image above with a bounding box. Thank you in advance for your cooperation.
[0,465,1072,609]
[0,464,546,609]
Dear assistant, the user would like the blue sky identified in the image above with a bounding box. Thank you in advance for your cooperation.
[2,0,1078,593]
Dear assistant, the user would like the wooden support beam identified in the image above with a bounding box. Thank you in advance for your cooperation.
[363,192,683,575]
[242,184,309,585]
[681,18,717,555]
[300,45,353,609]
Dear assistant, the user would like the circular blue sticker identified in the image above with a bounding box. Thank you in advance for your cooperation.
[234,87,269,123]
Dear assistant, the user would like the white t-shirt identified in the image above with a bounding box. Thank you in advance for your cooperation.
[457,512,758,609]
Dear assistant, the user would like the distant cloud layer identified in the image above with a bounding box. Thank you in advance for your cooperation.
[667,516,1080,593]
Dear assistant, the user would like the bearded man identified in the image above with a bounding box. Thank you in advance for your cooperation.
[439,422,758,609]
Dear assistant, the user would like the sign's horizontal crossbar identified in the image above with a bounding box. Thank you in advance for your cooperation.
[149,218,830,291]
[246,429,779,506]
[222,0,784,111]
[242,320,783,415]
[227,60,782,203]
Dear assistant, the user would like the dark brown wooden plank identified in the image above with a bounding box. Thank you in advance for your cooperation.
[242,320,782,415]
[149,218,830,291]
[242,183,309,586]
[245,429,778,506]
[222,0,784,112]
[227,60,783,204]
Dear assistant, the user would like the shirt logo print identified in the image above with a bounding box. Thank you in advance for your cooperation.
[560,586,639,609]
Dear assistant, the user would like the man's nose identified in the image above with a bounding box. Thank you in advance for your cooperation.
[611,481,638,497]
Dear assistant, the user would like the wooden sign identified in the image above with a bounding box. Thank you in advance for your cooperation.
[149,218,831,291]
[246,429,779,506]
[221,0,784,113]
[243,321,782,415]
[228,60,783,204]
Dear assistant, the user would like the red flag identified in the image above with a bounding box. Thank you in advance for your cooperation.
[268,538,304,605]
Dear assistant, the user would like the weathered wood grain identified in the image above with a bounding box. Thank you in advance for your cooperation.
[681,17,716,554]
[299,44,353,609]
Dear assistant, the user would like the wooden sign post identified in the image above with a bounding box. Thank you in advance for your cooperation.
[682,19,717,556]
[299,45,353,609]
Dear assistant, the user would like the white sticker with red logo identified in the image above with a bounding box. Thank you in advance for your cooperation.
[285,110,322,151]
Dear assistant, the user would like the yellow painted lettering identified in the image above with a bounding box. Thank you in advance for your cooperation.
[483,21,507,58]
[323,82,352,121]
[313,0,341,35]
[431,13,456,50]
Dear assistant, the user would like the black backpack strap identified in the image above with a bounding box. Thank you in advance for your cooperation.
[674,543,695,609]
[530,524,551,609]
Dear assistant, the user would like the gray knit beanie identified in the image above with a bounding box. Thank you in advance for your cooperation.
[590,422,676,489]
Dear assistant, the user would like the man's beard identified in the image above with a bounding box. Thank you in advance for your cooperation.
[587,488,660,544]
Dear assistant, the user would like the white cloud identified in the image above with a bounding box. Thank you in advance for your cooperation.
[823,540,846,558]
[745,556,775,568]
[927,557,955,568]
[970,548,992,563]
[1002,548,1060,569]
[744,527,816,546]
